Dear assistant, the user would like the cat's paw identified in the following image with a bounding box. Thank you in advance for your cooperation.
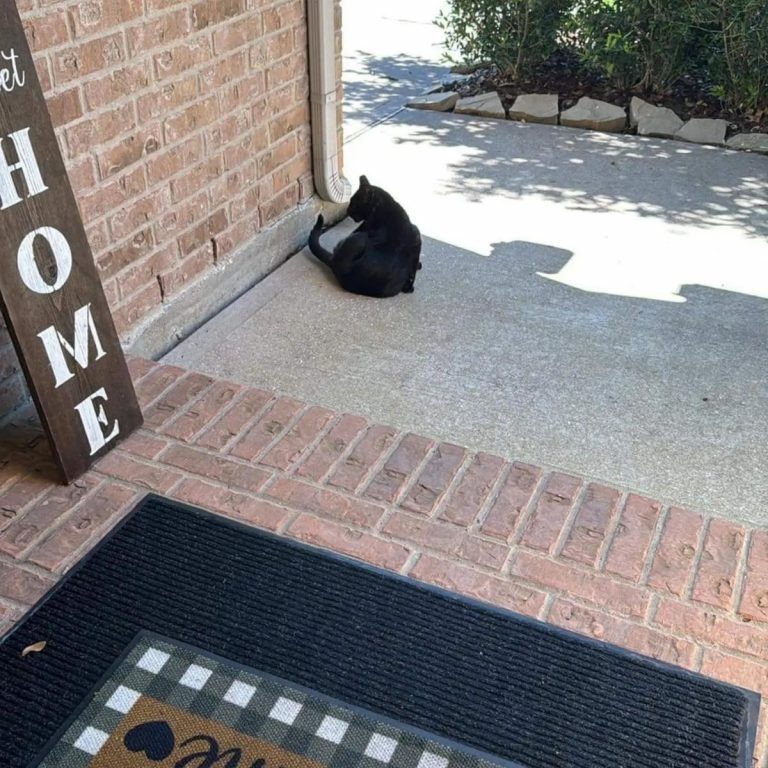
[314,214,325,230]
[403,284,415,293]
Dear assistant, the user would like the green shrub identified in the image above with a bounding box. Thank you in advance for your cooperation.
[438,0,768,112]
[436,0,572,78]
[568,0,694,92]
[689,0,768,112]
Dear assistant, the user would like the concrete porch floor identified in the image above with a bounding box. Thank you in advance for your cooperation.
[0,358,766,765]
[166,111,768,528]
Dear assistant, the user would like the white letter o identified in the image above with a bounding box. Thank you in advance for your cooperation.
[17,226,72,294]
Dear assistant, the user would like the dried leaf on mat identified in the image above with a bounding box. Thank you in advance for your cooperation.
[21,640,47,657]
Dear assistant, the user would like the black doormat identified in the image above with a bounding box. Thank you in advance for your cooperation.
[0,494,760,768]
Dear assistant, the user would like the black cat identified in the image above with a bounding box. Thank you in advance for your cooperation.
[308,175,422,298]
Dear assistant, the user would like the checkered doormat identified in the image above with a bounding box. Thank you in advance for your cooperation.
[31,633,520,768]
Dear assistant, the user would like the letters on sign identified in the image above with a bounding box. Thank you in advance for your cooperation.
[0,3,142,481]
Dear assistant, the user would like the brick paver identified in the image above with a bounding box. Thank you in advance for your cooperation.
[1,357,766,766]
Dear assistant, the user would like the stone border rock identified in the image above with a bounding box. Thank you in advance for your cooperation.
[407,90,768,154]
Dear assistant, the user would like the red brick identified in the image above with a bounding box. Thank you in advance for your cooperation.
[97,125,162,179]
[154,38,213,81]
[439,452,505,527]
[53,32,126,84]
[549,599,695,666]
[288,515,410,571]
[212,13,262,53]
[133,364,186,406]
[510,550,650,618]
[70,0,143,37]
[258,407,335,471]
[199,50,249,94]
[0,471,53,530]
[178,209,229,256]
[83,62,151,110]
[147,135,205,186]
[127,9,192,55]
[196,388,273,450]
[118,432,170,461]
[363,434,433,505]
[191,0,245,29]
[265,51,307,91]
[265,477,384,528]
[646,507,703,597]
[327,425,399,493]
[48,87,83,128]
[94,452,182,494]
[98,229,156,281]
[67,156,97,193]
[654,599,768,661]
[66,103,135,159]
[560,484,621,566]
[160,245,216,297]
[262,0,304,34]
[126,356,156,382]
[154,193,209,244]
[161,380,242,442]
[22,10,70,52]
[113,282,163,334]
[0,563,55,605]
[410,555,546,617]
[109,187,174,241]
[161,444,270,493]
[163,96,220,144]
[138,74,199,123]
[174,478,289,531]
[256,133,296,177]
[383,512,508,570]
[480,462,541,540]
[400,443,467,516]
[739,531,768,623]
[519,472,582,553]
[294,414,367,482]
[603,494,662,582]
[691,519,746,610]
[208,110,252,155]
[143,373,215,429]
[27,484,138,572]
[259,185,299,227]
[699,650,768,697]
[78,166,146,222]
[229,396,304,461]
[170,156,224,203]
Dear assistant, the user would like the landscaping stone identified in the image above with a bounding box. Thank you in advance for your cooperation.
[638,113,684,139]
[675,118,728,146]
[629,97,684,137]
[454,91,506,118]
[407,92,460,112]
[508,93,559,125]
[560,97,626,132]
[629,97,658,128]
[726,133,768,154]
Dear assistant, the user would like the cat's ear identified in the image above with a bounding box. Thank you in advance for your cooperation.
[359,175,370,187]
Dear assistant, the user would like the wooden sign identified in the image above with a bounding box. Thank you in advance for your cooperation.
[0,1,142,482]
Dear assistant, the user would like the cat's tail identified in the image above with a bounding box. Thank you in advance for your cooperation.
[308,215,334,266]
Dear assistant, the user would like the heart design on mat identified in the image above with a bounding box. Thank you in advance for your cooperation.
[124,720,176,761]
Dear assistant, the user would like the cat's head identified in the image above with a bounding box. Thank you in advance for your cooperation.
[347,175,375,222]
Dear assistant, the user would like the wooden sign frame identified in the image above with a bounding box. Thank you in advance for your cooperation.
[0,2,142,482]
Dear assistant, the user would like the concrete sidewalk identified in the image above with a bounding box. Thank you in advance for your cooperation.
[341,0,451,140]
[167,109,768,526]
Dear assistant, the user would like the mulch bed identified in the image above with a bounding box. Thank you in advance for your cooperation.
[441,50,768,138]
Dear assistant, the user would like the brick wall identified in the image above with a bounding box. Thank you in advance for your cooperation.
[0,0,340,419]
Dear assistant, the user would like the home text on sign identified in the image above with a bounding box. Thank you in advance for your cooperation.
[0,2,142,482]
